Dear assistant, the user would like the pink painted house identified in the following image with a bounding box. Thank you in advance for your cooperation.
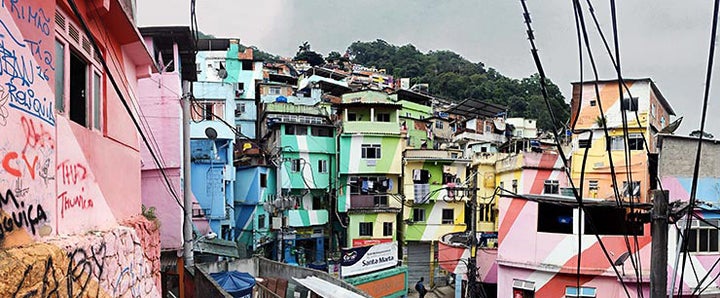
[138,26,195,252]
[0,0,164,296]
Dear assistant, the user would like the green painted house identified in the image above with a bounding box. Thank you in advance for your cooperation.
[337,90,404,248]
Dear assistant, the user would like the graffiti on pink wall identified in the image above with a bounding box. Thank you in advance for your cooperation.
[57,159,94,218]
[0,0,56,246]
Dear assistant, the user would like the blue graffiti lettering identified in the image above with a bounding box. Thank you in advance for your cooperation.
[0,18,25,48]
[6,82,55,126]
[25,38,53,68]
[0,40,36,87]
[1,0,51,36]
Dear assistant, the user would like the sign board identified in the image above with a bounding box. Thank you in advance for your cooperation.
[352,238,392,248]
[400,78,410,90]
[354,271,407,298]
[341,242,397,277]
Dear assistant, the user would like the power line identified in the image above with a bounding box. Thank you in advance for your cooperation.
[677,0,720,295]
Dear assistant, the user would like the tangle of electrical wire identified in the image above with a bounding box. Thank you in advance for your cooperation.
[520,1,633,296]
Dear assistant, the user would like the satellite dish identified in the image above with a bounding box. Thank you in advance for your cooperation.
[217,68,228,79]
[205,127,218,140]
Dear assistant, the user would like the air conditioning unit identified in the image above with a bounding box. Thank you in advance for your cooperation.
[272,217,283,230]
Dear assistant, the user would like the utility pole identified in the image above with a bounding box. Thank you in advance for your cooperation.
[466,171,478,298]
[182,82,194,269]
[650,190,669,298]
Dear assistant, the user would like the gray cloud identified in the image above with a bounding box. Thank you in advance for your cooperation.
[138,0,719,135]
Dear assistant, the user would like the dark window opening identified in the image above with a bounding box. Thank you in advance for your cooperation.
[589,100,597,107]
[375,113,391,122]
[69,51,87,126]
[221,225,230,240]
[203,103,213,120]
[241,60,253,71]
[383,222,393,236]
[544,180,559,194]
[442,209,454,224]
[413,208,425,222]
[622,97,639,111]
[258,214,266,229]
[347,113,357,121]
[537,203,573,234]
[584,206,643,235]
[578,139,591,148]
[311,126,332,137]
[373,195,388,207]
[359,222,373,236]
[260,173,267,188]
[291,159,301,172]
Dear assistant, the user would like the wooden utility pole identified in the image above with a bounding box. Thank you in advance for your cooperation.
[650,190,669,298]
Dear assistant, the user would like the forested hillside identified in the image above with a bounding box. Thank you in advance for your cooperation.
[347,40,569,130]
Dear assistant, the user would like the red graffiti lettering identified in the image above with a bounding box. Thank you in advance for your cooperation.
[57,190,94,218]
[2,152,21,177]
[57,160,87,185]
[2,152,38,179]
[21,116,53,153]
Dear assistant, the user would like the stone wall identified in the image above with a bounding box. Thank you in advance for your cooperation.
[0,226,161,297]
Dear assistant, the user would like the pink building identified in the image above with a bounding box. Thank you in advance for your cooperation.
[0,0,162,296]
[496,195,651,297]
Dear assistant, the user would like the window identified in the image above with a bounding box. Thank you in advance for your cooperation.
[622,97,639,111]
[537,203,573,234]
[622,181,640,198]
[627,134,644,150]
[383,222,393,236]
[373,195,388,207]
[203,103,214,120]
[311,126,332,137]
[235,103,245,117]
[589,100,596,107]
[318,160,328,173]
[361,144,382,159]
[291,159,301,172]
[651,103,656,118]
[69,51,87,126]
[435,121,443,129]
[92,71,102,130]
[578,139,591,148]
[285,125,307,136]
[191,101,224,121]
[375,113,391,122]
[512,179,518,194]
[544,180,559,194]
[269,86,281,95]
[565,286,597,297]
[347,113,357,121]
[584,206,643,235]
[406,112,411,117]
[242,60,253,71]
[682,220,720,252]
[589,180,599,191]
[661,116,666,127]
[260,173,267,188]
[258,214,266,229]
[413,208,426,222]
[442,209,454,224]
[512,279,535,298]
[55,40,65,112]
[349,176,388,195]
[359,222,373,236]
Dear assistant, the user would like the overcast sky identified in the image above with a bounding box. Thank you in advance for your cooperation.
[138,1,719,135]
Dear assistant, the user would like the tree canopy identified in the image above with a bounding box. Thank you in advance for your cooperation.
[347,39,570,130]
[293,41,325,66]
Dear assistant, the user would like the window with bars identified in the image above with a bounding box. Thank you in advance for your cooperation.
[681,220,720,253]
[383,222,393,236]
[359,222,373,236]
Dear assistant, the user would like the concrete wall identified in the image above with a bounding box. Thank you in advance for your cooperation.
[194,266,233,298]
[257,257,371,297]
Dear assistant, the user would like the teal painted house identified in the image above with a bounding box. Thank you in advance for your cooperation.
[259,99,336,268]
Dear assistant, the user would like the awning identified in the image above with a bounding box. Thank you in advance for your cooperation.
[292,276,366,298]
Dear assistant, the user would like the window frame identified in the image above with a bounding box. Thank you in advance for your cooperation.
[268,86,281,95]
[258,214,266,229]
[565,286,597,297]
[413,208,426,222]
[260,173,268,188]
[383,222,393,236]
[359,222,373,237]
[318,160,328,173]
[375,112,391,122]
[543,180,559,194]
[361,144,382,159]
[291,159,302,172]
[441,208,454,224]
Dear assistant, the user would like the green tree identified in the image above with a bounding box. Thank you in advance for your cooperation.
[294,41,325,66]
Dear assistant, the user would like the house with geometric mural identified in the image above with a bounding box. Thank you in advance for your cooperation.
[0,0,161,296]
[258,99,335,268]
[337,90,404,249]
[569,78,675,203]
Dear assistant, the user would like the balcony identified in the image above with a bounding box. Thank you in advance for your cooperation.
[348,195,401,212]
[263,102,330,117]
[453,130,506,144]
[404,149,468,161]
[286,209,329,227]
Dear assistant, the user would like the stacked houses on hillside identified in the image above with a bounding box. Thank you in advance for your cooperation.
[133,34,691,298]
